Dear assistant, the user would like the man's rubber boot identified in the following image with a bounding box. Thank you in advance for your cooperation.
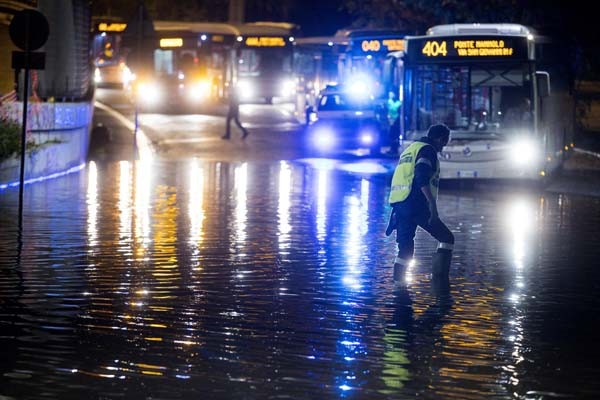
[393,253,409,283]
[385,209,398,236]
[393,262,405,282]
[432,250,451,278]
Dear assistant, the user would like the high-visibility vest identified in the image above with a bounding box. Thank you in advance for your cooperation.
[389,141,440,204]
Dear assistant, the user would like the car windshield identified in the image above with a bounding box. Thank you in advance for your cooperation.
[318,93,372,111]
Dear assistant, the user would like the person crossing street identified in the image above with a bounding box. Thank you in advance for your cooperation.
[222,87,249,140]
[386,124,454,282]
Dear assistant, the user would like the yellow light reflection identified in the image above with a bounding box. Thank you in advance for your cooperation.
[278,161,292,250]
[134,159,152,250]
[118,161,132,242]
[189,159,205,245]
[87,161,98,248]
[235,163,248,245]
[152,184,179,281]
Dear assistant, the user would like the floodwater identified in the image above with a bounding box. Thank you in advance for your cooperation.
[1,157,600,399]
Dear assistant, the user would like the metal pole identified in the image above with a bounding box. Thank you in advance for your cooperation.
[134,1,142,155]
[18,67,30,229]
[18,13,31,231]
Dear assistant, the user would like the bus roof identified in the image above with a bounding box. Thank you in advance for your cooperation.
[294,36,349,46]
[335,28,411,39]
[237,22,299,36]
[426,23,533,37]
[154,21,240,35]
[152,21,299,37]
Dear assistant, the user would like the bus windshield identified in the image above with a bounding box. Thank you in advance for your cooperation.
[239,48,292,77]
[411,64,533,137]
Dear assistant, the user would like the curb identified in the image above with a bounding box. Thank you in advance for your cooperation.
[573,147,600,159]
[93,101,154,158]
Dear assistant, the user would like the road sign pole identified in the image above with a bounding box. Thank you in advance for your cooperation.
[18,66,29,229]
[9,8,49,233]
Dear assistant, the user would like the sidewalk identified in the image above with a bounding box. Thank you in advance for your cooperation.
[546,147,600,197]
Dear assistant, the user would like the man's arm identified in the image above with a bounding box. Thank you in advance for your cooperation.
[414,147,439,224]
[420,184,438,224]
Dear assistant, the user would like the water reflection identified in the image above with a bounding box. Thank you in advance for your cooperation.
[1,159,599,399]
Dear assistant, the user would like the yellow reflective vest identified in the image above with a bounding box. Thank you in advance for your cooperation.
[389,141,440,204]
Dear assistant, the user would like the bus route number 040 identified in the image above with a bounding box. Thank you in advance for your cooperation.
[422,40,447,57]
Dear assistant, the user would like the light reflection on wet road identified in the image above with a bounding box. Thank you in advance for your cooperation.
[1,157,600,399]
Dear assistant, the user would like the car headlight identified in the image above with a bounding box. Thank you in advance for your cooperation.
[94,68,101,83]
[509,138,539,167]
[312,126,336,150]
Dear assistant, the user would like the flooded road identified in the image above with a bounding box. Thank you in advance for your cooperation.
[1,156,600,399]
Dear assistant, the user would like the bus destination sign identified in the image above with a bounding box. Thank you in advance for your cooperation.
[407,35,529,63]
[245,37,286,47]
[358,38,405,53]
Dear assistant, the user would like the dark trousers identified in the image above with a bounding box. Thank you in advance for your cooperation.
[394,205,454,263]
[225,112,248,138]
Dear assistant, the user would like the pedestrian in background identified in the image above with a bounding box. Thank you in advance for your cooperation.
[222,86,249,140]
[386,90,401,155]
[386,124,454,282]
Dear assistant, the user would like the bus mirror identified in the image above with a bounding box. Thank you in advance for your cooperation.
[536,71,551,97]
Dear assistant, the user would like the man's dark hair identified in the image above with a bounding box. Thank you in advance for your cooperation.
[427,124,450,140]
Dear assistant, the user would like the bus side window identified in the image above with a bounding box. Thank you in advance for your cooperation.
[418,107,432,130]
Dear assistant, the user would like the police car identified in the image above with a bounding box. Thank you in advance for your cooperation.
[305,84,385,155]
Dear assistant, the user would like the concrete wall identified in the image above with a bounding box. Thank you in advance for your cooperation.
[0,101,92,186]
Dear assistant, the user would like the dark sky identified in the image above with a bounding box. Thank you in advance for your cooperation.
[244,0,353,36]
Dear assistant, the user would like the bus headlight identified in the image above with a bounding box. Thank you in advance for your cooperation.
[281,79,295,96]
[189,80,211,101]
[137,82,162,104]
[237,80,254,99]
[510,138,539,167]
[121,65,134,86]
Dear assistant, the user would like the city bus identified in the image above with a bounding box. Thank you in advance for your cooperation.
[234,22,299,104]
[92,18,133,88]
[293,29,408,124]
[384,23,574,180]
[130,21,237,111]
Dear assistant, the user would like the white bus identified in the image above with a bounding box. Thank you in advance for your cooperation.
[234,22,299,104]
[384,23,574,180]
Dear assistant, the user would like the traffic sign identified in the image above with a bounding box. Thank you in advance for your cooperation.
[12,51,45,70]
[9,9,49,51]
